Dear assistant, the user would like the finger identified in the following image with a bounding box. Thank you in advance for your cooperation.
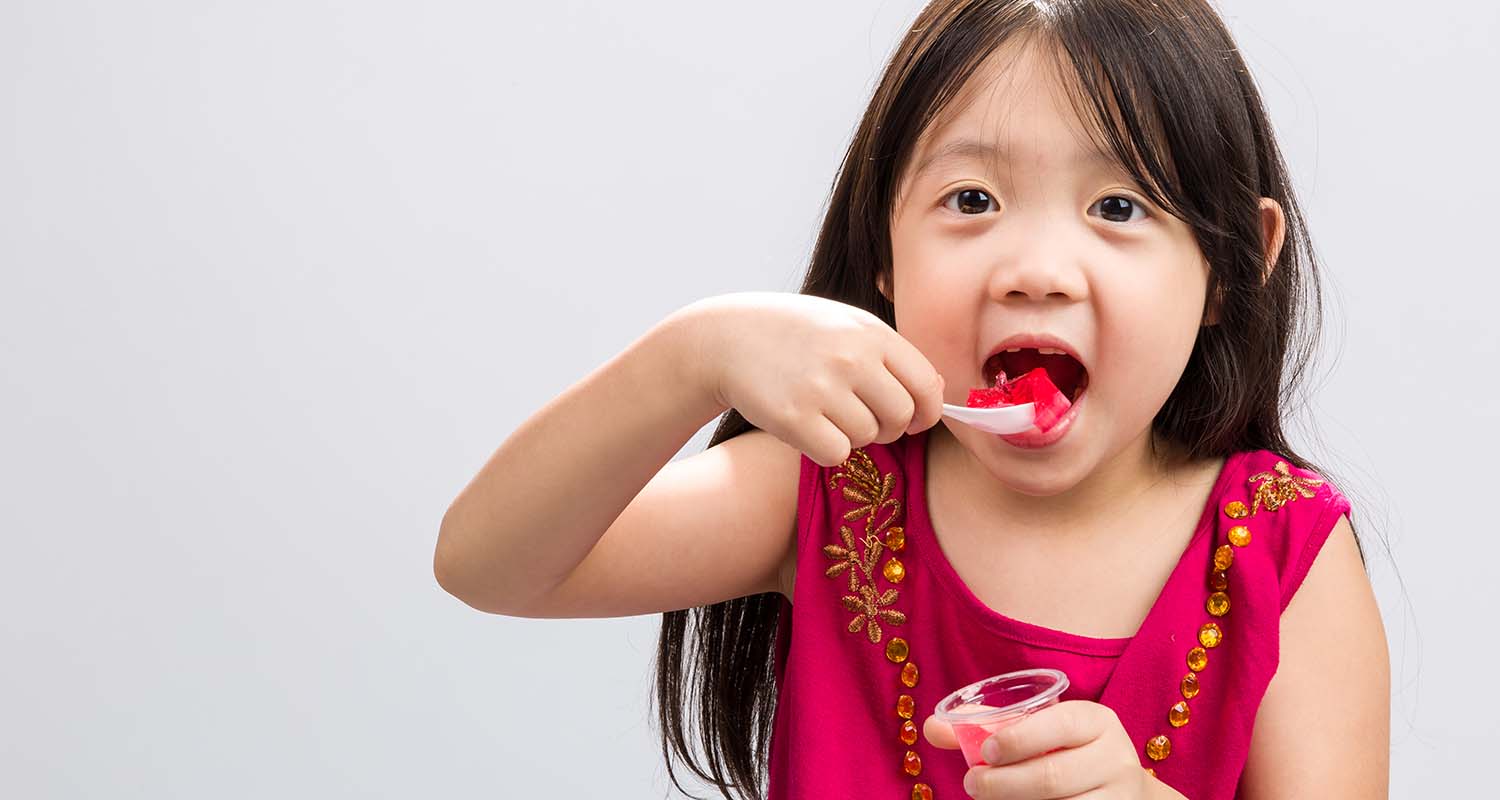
[800,414,853,468]
[879,335,945,434]
[965,743,1105,800]
[852,367,917,444]
[921,714,959,750]
[820,392,882,450]
[981,701,1107,767]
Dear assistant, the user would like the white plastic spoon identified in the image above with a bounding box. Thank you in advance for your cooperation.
[941,402,1037,435]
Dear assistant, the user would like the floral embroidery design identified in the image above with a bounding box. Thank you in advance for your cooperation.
[841,584,908,643]
[1247,460,1324,515]
[822,448,905,644]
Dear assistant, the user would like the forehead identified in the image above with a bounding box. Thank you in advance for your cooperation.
[907,36,1115,181]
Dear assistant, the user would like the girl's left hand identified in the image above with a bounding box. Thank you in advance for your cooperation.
[924,700,1177,799]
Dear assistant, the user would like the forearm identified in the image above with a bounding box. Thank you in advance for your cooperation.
[433,305,727,613]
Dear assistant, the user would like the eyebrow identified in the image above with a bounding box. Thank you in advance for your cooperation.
[910,138,1122,181]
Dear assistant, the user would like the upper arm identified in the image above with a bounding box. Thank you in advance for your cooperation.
[1239,516,1390,798]
[512,429,802,619]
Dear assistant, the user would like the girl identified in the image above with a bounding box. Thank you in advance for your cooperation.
[434,1,1389,797]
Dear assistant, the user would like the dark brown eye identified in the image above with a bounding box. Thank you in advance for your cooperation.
[945,188,996,215]
[1094,195,1145,223]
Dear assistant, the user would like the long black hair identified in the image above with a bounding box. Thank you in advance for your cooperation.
[654,2,1342,797]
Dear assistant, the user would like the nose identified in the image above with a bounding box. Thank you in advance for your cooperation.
[987,225,1089,304]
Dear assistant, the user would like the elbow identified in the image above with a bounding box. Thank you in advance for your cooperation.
[433,512,493,613]
[432,512,530,616]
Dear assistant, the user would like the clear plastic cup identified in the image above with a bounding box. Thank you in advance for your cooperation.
[933,668,1070,767]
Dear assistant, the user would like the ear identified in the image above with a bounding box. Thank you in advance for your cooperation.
[877,270,893,303]
[1204,197,1287,326]
[1259,197,1286,282]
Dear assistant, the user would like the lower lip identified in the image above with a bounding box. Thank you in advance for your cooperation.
[996,392,1085,449]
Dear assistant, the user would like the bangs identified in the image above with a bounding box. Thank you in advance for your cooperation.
[1042,1,1257,239]
[1043,34,1188,221]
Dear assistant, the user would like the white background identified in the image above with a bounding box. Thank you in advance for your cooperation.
[3,1,1494,796]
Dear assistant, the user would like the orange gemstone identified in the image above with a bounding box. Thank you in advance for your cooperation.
[1187,646,1208,671]
[886,637,910,663]
[1199,622,1223,649]
[901,661,920,688]
[1146,768,1156,778]
[911,785,933,800]
[900,718,919,745]
[884,557,907,583]
[1225,500,1249,519]
[897,694,915,720]
[1207,591,1230,617]
[1169,701,1190,728]
[1213,544,1234,571]
[1146,734,1172,761]
[1228,525,1251,547]
[1209,569,1229,591]
[886,527,906,552]
[1180,672,1200,699]
[903,749,923,777]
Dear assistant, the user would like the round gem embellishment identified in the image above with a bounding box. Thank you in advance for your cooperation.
[901,661,919,688]
[1180,672,1200,699]
[1169,701,1191,728]
[1207,592,1230,617]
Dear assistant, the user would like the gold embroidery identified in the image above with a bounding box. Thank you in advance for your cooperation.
[1248,460,1323,515]
[823,524,878,591]
[823,448,907,644]
[822,447,927,790]
[840,584,907,643]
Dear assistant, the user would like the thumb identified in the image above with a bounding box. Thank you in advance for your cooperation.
[922,714,960,750]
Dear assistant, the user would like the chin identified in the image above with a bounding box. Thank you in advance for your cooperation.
[950,425,1097,496]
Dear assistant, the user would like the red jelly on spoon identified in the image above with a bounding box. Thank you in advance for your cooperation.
[966,368,1072,433]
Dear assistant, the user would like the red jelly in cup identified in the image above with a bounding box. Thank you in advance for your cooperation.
[933,668,1070,767]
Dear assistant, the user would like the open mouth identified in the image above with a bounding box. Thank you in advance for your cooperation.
[982,347,1090,403]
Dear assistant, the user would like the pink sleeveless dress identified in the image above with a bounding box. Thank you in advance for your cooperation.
[766,429,1350,799]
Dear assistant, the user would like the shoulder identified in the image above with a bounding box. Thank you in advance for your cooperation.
[1220,450,1353,612]
[1238,515,1388,796]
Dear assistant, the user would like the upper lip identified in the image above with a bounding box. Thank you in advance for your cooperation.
[980,333,1089,375]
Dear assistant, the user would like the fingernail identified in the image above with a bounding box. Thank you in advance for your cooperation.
[963,769,977,796]
[982,737,1000,764]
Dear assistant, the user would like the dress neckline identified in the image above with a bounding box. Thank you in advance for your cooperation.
[903,429,1243,657]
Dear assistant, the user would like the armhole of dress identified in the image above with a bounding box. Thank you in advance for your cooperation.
[1277,490,1353,613]
[794,452,822,572]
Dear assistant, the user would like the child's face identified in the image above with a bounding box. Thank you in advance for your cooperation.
[887,38,1209,494]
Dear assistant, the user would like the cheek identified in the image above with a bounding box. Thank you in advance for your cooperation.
[1094,259,1207,394]
[889,255,982,383]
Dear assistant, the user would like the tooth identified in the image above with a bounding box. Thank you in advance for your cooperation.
[1037,347,1058,355]
[1005,347,1021,353]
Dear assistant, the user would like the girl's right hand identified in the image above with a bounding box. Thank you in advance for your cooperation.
[679,292,947,467]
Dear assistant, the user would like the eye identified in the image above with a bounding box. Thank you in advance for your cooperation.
[1090,195,1148,223]
[943,187,998,215]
